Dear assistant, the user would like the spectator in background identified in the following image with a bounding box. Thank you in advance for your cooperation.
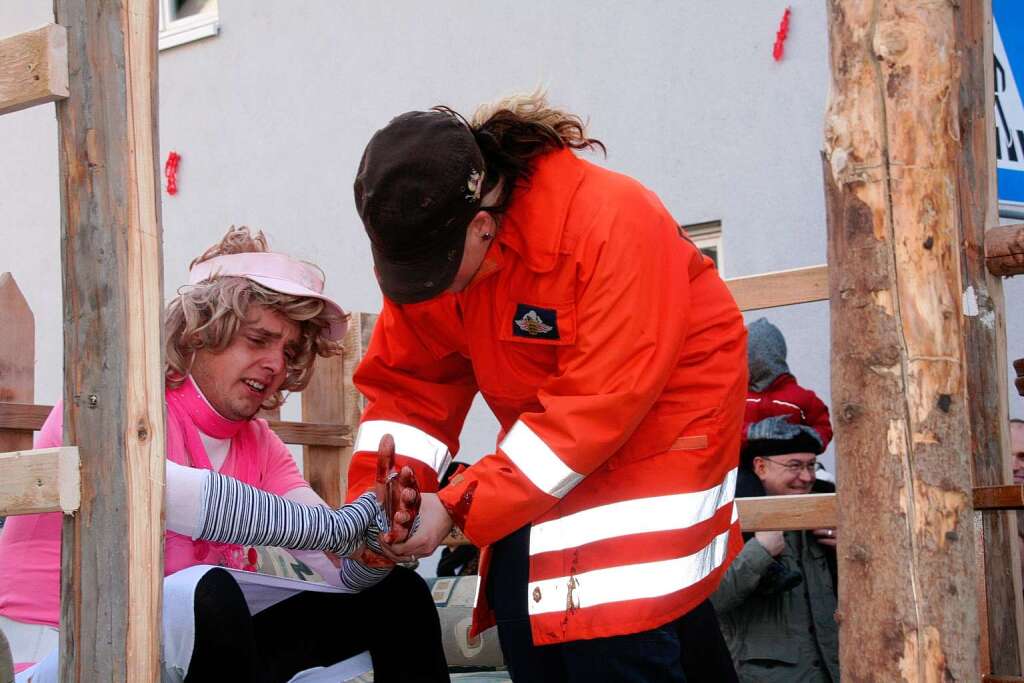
[1011,418,1024,573]
[745,318,832,453]
[712,417,839,683]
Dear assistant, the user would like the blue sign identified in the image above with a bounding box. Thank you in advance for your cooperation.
[995,0,1024,209]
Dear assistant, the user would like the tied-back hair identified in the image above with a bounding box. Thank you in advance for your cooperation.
[433,89,605,215]
[165,226,345,410]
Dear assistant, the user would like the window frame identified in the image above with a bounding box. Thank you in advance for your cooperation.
[683,220,724,275]
[158,0,219,51]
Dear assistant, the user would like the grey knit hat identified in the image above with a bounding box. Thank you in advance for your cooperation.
[744,415,824,459]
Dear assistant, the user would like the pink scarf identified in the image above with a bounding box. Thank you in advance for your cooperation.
[164,377,259,571]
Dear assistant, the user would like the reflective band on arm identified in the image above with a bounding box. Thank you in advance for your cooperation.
[355,420,452,475]
[529,469,737,556]
[526,527,733,616]
[499,420,583,499]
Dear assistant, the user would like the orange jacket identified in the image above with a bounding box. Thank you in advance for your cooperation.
[347,149,747,645]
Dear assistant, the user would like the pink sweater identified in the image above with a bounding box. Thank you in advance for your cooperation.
[0,384,308,627]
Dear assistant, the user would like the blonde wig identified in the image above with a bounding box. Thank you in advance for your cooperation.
[165,226,345,410]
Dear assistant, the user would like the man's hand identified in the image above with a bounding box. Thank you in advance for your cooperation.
[380,493,452,563]
[755,530,785,557]
[812,528,837,548]
[375,434,420,544]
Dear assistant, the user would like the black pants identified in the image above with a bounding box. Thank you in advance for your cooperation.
[488,525,738,683]
[185,566,449,682]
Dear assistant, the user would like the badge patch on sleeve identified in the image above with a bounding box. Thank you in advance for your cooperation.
[513,304,559,340]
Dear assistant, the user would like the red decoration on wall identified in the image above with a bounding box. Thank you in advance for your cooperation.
[165,151,181,195]
[773,7,791,62]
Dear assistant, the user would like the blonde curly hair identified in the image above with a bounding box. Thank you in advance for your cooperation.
[165,226,345,410]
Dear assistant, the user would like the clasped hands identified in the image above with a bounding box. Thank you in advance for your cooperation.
[357,434,454,567]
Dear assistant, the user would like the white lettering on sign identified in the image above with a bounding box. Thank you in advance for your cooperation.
[995,20,1024,172]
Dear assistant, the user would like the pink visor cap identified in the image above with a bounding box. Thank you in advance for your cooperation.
[188,252,349,341]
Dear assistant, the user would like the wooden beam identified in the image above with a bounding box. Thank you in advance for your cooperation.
[957,0,1024,672]
[986,224,1024,277]
[444,493,840,547]
[54,1,165,680]
[0,447,79,516]
[0,274,35,453]
[823,1,982,679]
[0,402,51,431]
[735,493,837,531]
[724,264,829,312]
[268,420,351,448]
[0,24,69,116]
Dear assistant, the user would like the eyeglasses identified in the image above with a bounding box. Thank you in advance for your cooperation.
[761,458,818,475]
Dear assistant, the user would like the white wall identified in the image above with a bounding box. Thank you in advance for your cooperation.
[2,0,1022,506]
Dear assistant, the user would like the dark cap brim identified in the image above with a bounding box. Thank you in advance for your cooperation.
[371,228,466,304]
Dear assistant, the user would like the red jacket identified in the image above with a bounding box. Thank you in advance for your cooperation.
[347,149,747,644]
[744,374,832,451]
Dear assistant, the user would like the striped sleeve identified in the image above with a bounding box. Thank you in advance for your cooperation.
[197,471,386,557]
[338,516,422,591]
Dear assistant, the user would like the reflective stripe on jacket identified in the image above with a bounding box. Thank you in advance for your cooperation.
[347,149,747,644]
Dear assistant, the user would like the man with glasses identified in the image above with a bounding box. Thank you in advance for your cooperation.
[711,416,839,683]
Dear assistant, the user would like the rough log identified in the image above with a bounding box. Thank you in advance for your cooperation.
[956,0,1024,674]
[0,275,34,453]
[0,24,68,116]
[986,224,1024,277]
[54,1,165,680]
[0,447,79,516]
[824,1,983,679]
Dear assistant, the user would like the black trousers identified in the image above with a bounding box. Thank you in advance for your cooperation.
[185,566,449,682]
[488,525,738,683]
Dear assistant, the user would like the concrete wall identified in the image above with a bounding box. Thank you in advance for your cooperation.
[3,1,1022,484]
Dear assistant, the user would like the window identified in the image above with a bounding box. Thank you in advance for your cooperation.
[682,220,723,274]
[159,0,219,51]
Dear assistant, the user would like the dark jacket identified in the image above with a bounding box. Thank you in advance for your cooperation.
[711,478,839,682]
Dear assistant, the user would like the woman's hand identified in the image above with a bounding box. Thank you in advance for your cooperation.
[380,493,453,563]
[374,434,421,544]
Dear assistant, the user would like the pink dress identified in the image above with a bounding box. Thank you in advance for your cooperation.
[0,379,308,628]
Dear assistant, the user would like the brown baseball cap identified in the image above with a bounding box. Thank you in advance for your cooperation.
[354,110,486,304]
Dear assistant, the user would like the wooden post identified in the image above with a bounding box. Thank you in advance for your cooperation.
[956,0,1024,674]
[53,1,166,680]
[302,351,346,507]
[303,312,377,504]
[824,1,981,679]
[0,274,34,453]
